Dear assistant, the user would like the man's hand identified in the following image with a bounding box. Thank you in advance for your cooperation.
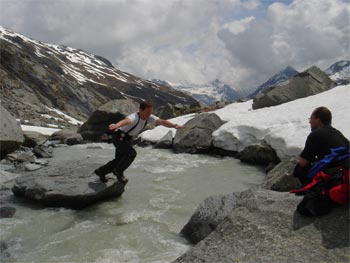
[174,124,185,129]
[109,123,119,131]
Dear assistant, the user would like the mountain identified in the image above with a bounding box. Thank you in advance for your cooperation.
[249,66,299,98]
[156,79,243,105]
[0,26,199,128]
[324,60,349,85]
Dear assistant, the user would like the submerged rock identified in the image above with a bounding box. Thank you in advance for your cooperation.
[175,189,349,263]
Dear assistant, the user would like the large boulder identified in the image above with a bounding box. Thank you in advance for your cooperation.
[175,189,349,263]
[252,66,336,109]
[0,105,24,159]
[79,99,139,141]
[262,157,302,191]
[173,113,224,154]
[12,165,125,209]
[180,193,238,244]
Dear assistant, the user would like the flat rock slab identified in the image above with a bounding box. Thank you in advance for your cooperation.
[12,173,125,209]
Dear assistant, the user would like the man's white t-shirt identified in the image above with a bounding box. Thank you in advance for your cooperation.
[119,112,159,137]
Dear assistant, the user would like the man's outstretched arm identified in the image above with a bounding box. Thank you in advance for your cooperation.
[156,119,185,129]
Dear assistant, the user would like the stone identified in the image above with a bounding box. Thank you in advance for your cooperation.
[175,189,349,263]
[6,151,35,163]
[24,163,42,171]
[32,145,52,158]
[238,143,280,166]
[153,131,173,149]
[252,66,336,110]
[0,241,10,258]
[173,113,224,154]
[22,131,49,148]
[0,206,16,218]
[12,168,125,209]
[180,193,238,244]
[79,99,139,141]
[0,105,24,159]
[262,157,302,191]
[49,128,78,143]
[65,134,84,145]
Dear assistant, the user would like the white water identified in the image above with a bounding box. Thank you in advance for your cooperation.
[0,145,265,263]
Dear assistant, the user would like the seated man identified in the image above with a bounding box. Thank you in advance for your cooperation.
[292,106,349,216]
[294,106,349,185]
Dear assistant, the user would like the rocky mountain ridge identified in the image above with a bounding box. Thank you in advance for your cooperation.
[0,26,199,129]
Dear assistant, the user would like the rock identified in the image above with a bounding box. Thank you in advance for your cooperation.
[180,193,238,244]
[252,66,336,109]
[12,169,125,209]
[175,189,349,263]
[0,241,10,258]
[65,134,84,145]
[238,143,280,166]
[153,131,173,149]
[0,206,16,218]
[0,105,24,159]
[154,104,176,119]
[0,170,20,188]
[173,113,224,154]
[79,99,139,141]
[24,163,42,171]
[262,157,302,191]
[22,131,49,148]
[49,128,78,143]
[6,151,35,163]
[32,145,52,158]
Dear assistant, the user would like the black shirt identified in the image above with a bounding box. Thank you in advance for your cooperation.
[300,126,349,163]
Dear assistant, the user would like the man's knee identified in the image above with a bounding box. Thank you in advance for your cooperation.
[128,148,137,158]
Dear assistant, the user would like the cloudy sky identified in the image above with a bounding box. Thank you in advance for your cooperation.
[0,0,349,91]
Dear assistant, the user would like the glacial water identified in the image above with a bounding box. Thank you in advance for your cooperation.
[0,144,265,263]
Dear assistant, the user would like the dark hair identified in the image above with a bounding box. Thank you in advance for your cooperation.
[139,100,153,110]
[312,106,332,126]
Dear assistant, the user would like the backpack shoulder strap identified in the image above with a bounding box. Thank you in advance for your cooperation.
[125,112,141,135]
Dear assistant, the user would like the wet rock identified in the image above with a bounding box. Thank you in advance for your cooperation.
[173,113,224,154]
[0,241,10,258]
[262,157,302,191]
[12,169,125,209]
[0,206,16,218]
[175,189,349,263]
[153,131,173,149]
[0,105,24,159]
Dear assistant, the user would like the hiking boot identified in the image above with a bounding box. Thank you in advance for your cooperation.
[113,169,128,184]
[95,169,108,183]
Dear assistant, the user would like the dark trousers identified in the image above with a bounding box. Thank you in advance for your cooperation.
[96,131,137,176]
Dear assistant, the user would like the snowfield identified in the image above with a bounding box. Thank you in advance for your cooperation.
[140,85,350,160]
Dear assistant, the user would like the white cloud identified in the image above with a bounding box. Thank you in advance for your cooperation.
[0,0,349,91]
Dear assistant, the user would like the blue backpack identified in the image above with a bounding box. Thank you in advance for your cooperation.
[307,146,350,180]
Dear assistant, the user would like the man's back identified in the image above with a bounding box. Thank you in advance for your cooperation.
[300,126,349,163]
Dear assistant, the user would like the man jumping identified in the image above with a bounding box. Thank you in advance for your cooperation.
[94,100,184,183]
